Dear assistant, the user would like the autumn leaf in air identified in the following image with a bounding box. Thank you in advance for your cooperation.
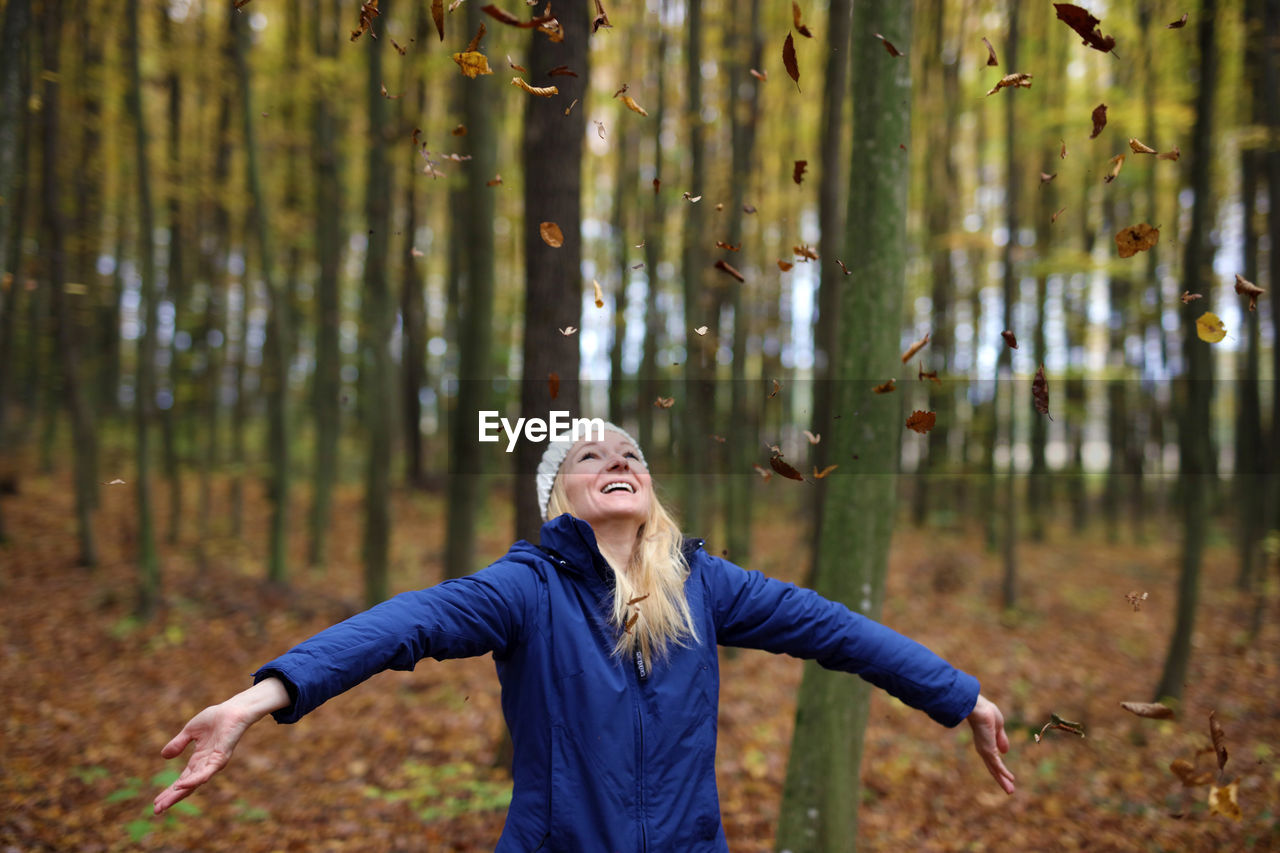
[836,259,852,275]
[1053,3,1117,54]
[752,463,773,481]
[1195,312,1226,343]
[982,36,998,66]
[873,378,897,394]
[453,24,492,77]
[1051,206,1067,224]
[986,72,1031,96]
[1119,701,1175,720]
[452,124,468,135]
[513,77,558,97]
[486,174,502,186]
[1089,103,1107,138]
[777,259,794,272]
[1128,137,1157,154]
[1209,781,1242,822]
[654,396,675,409]
[1209,710,1229,771]
[1234,274,1265,312]
[1039,172,1057,185]
[1001,330,1018,349]
[905,410,936,434]
[793,160,807,184]
[1170,758,1214,787]
[813,465,837,479]
[794,244,819,261]
[694,326,708,336]
[619,95,649,116]
[1103,154,1125,184]
[1168,13,1188,28]
[1033,364,1052,419]
[769,454,806,482]
[792,2,812,38]
[539,221,564,247]
[1158,146,1181,160]
[768,379,781,398]
[803,430,820,444]
[918,366,940,384]
[592,279,604,308]
[874,33,903,57]
[1115,223,1159,258]
[1124,590,1149,609]
[432,0,445,40]
[103,478,127,486]
[547,65,578,77]
[1034,713,1086,742]
[715,241,741,252]
[901,331,929,363]
[750,69,767,82]
[351,0,380,41]
[558,326,577,336]
[714,260,745,282]
[1181,291,1203,304]
[783,33,800,90]
[592,0,611,32]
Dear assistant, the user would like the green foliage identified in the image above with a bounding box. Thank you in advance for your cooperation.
[108,771,201,844]
[363,760,513,822]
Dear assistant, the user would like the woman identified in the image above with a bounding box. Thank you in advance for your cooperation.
[154,423,1015,850]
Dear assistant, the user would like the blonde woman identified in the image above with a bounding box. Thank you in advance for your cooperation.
[155,424,1014,850]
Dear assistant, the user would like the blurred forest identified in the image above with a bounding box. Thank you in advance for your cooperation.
[1,0,1279,849]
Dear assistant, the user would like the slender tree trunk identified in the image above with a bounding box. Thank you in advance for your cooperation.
[776,5,912,850]
[1155,0,1217,703]
[997,0,1020,610]
[232,4,292,586]
[159,4,184,545]
[515,2,588,545]
[400,4,428,492]
[126,0,161,617]
[637,13,669,457]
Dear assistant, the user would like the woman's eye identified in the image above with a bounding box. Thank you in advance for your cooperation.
[580,452,597,461]
[625,452,638,459]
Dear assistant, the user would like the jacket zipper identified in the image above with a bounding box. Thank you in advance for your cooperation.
[632,663,648,852]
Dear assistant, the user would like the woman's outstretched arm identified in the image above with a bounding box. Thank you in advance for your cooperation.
[152,677,291,814]
[966,694,1016,794]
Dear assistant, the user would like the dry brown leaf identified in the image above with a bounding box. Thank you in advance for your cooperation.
[558,325,577,336]
[654,396,675,409]
[1158,146,1181,161]
[982,36,998,66]
[1104,153,1125,184]
[1001,329,1018,349]
[1040,172,1057,184]
[1051,206,1067,224]
[1054,3,1117,54]
[901,331,930,364]
[769,454,806,482]
[1234,274,1265,312]
[1060,139,1068,159]
[103,478,127,485]
[512,77,558,97]
[792,2,812,38]
[715,241,741,252]
[750,68,767,82]
[431,0,445,40]
[1116,223,1159,258]
[351,0,380,41]
[783,32,800,90]
[592,279,604,308]
[1209,711,1228,771]
[1125,590,1149,610]
[768,379,781,399]
[777,259,794,272]
[803,430,820,445]
[452,124,468,136]
[1033,364,1051,419]
[714,259,745,282]
[987,72,1032,96]
[1090,103,1108,139]
[693,325,708,336]
[794,244,819,261]
[486,174,502,186]
[564,98,579,115]
[1170,759,1214,787]
[539,221,564,247]
[1128,137,1157,154]
[1208,781,1242,821]
[906,410,936,434]
[380,83,403,99]
[873,378,897,394]
[591,0,610,32]
[1168,13,1188,28]
[813,464,838,479]
[793,160,807,184]
[874,32,903,57]
[1120,701,1175,719]
[682,192,703,203]
[752,463,773,481]
[619,95,648,116]
[918,366,940,384]
[1181,291,1203,304]
[547,64,577,77]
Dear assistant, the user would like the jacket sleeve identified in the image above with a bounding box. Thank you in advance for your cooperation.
[252,559,538,724]
[701,554,979,727]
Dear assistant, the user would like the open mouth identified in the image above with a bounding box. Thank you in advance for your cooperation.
[601,481,635,494]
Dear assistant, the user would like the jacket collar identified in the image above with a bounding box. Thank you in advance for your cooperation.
[537,513,706,578]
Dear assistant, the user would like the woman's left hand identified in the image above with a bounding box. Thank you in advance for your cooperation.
[966,694,1016,794]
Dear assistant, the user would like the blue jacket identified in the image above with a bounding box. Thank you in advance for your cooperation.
[254,513,980,852]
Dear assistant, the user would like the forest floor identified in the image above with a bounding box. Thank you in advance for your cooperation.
[1,467,1278,852]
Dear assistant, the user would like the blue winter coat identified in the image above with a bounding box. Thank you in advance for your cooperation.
[253,513,980,852]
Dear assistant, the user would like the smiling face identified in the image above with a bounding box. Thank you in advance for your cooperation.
[556,429,651,529]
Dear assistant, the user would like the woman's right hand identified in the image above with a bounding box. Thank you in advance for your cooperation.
[153,677,290,814]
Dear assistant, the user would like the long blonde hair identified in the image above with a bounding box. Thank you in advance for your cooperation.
[547,475,700,669]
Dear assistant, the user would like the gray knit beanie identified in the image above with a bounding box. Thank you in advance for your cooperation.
[536,422,646,521]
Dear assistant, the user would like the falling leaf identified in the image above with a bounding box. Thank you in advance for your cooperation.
[103,478,127,486]
[874,33,903,57]
[794,244,819,261]
[901,331,930,363]
[1034,713,1086,742]
[750,68,767,82]
[1170,759,1214,787]
[683,192,703,203]
[512,77,558,97]
[1196,311,1227,343]
[654,396,675,408]
[1168,13,1188,28]
[714,259,745,282]
[452,124,468,136]
[592,0,611,32]
[768,379,781,399]
[1054,3,1117,54]
[1234,274,1265,312]
[540,221,565,247]
[1104,153,1125,184]
[390,37,408,55]
[234,0,253,8]
[982,36,998,66]
[612,94,647,116]
[743,204,757,214]
[1060,139,1068,159]
[803,430,820,445]
[1128,137,1157,154]
[783,32,800,90]
[558,326,577,336]
[594,120,605,139]
[777,259,794,271]
[486,174,503,186]
[770,454,806,481]
[1052,206,1067,223]
[1208,781,1241,822]
[873,379,897,394]
[507,54,527,71]
[1120,702,1175,720]
[1124,590,1149,610]
[1115,223,1159,258]
[547,372,560,400]
[792,2,812,38]
[917,367,939,384]
[1181,291,1203,304]
[906,410,937,434]
[830,259,850,275]
[481,2,557,30]
[1001,330,1018,349]
[448,0,465,10]
[715,241,741,251]
[813,464,837,479]
[547,64,577,77]
[694,325,708,336]
[1158,146,1181,161]
[432,0,445,40]
[752,463,773,481]
[453,36,493,78]
[1033,364,1052,419]
[410,247,425,258]
[987,72,1032,96]
[624,611,640,632]
[793,160,807,184]
[1090,103,1108,139]
[592,279,604,308]
[351,0,380,41]
[1040,172,1057,184]
[380,83,403,99]
[564,98,579,115]
[710,434,726,443]
[1209,710,1229,771]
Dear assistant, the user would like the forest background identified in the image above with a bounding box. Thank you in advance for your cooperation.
[1,0,1278,850]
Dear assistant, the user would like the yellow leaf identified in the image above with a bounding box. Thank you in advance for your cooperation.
[1195,311,1226,343]
[452,51,492,78]
[592,279,604,308]
[512,77,558,97]
[620,95,648,116]
[1208,780,1241,822]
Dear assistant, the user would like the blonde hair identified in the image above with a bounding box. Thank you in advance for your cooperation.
[547,474,700,669]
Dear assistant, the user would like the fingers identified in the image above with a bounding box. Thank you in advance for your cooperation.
[160,728,193,759]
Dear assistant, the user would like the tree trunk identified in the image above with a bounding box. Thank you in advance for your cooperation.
[776,4,912,850]
[400,0,429,491]
[997,0,1020,611]
[637,14,669,458]
[159,3,184,545]
[1155,0,1217,703]
[0,0,31,486]
[125,0,161,617]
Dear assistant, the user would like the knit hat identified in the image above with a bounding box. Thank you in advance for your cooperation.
[537,422,646,520]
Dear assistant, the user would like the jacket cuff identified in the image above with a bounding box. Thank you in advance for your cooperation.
[929,670,981,728]
[252,667,303,724]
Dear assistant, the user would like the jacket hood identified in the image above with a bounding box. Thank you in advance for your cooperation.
[534,513,705,577]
